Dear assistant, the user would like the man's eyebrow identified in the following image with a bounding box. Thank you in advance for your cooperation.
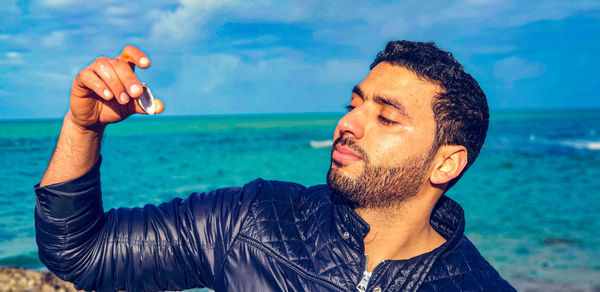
[373,95,409,116]
[352,85,364,99]
[352,85,409,116]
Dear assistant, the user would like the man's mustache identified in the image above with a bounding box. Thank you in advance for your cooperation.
[332,135,368,162]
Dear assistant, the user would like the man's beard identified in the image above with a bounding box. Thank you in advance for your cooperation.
[327,135,435,209]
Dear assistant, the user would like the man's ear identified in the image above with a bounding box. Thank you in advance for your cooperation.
[430,145,468,185]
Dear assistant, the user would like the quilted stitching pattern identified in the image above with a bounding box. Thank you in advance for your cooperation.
[241,181,364,290]
[237,180,514,291]
[419,239,514,291]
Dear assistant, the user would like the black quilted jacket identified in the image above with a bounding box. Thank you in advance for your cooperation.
[35,158,514,291]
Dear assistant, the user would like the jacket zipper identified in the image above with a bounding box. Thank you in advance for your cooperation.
[356,254,386,292]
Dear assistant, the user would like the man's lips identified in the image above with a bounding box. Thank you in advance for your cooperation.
[332,144,362,163]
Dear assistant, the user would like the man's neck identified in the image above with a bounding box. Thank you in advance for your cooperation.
[355,195,446,271]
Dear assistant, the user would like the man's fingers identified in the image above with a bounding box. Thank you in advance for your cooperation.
[108,58,143,100]
[90,57,128,104]
[129,98,165,115]
[116,45,151,69]
[75,68,114,101]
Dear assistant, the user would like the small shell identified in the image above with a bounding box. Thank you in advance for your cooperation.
[138,82,155,115]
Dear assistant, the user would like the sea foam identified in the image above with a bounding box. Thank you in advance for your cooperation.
[559,140,600,150]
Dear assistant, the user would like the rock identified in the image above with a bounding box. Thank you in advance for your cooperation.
[0,266,81,292]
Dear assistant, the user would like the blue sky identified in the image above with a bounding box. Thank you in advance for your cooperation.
[1,0,599,119]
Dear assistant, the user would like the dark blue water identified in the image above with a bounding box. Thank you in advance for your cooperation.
[1,110,599,287]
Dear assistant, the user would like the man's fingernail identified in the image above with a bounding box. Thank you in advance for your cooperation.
[139,57,149,66]
[120,92,129,103]
[103,89,112,98]
[130,84,141,95]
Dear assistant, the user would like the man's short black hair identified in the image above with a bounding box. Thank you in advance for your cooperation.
[371,40,489,189]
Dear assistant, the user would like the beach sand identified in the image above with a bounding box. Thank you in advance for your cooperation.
[0,267,80,292]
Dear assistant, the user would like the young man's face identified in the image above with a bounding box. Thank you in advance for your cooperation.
[327,62,442,209]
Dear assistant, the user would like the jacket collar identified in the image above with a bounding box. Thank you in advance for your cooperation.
[333,193,467,290]
[334,193,466,256]
[429,195,466,256]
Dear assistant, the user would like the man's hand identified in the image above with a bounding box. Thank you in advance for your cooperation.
[39,45,164,187]
[68,45,164,131]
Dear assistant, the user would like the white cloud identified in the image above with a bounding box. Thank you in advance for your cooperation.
[167,52,331,96]
[148,1,356,44]
[31,71,72,85]
[6,52,22,59]
[147,0,600,48]
[232,35,281,45]
[174,53,367,90]
[461,45,517,55]
[493,56,546,88]
[159,51,367,114]
[41,31,66,47]
[438,0,600,28]
[103,4,141,28]
[41,0,84,7]
[0,51,24,65]
[0,33,32,48]
[106,6,129,16]
[320,59,367,84]
[2,0,598,118]
[150,0,236,43]
[105,17,136,27]
[466,0,492,4]
[184,53,243,94]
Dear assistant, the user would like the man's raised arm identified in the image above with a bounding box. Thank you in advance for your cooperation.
[39,45,161,187]
[34,46,257,291]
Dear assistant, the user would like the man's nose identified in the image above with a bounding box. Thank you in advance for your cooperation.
[336,107,365,140]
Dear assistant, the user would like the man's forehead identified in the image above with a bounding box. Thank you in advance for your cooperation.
[355,62,442,107]
[362,63,441,92]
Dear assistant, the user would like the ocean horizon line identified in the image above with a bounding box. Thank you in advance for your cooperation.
[1,107,599,123]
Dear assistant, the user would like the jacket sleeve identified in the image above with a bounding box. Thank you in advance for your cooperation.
[34,157,261,291]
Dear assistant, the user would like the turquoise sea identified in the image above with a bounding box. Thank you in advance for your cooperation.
[1,110,599,289]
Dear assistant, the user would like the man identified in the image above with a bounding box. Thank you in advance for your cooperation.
[35,41,515,291]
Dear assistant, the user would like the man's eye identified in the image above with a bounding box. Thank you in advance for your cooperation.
[378,115,398,125]
[346,105,356,112]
